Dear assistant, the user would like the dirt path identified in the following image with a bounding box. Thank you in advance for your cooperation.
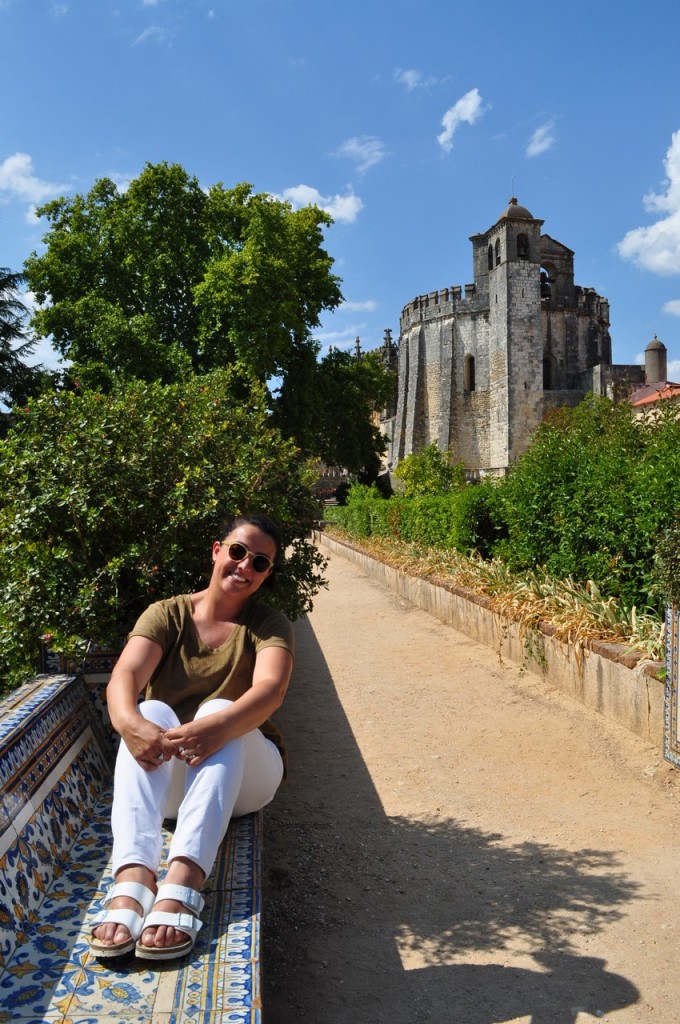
[262,544,680,1023]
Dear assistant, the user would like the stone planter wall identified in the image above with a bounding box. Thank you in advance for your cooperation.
[320,532,665,749]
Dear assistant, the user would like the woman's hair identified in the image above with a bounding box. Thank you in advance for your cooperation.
[218,513,283,570]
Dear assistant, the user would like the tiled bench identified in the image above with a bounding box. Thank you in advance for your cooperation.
[0,672,263,1024]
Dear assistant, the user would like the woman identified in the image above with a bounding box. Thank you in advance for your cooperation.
[89,513,294,960]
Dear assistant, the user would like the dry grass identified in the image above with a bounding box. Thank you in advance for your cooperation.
[324,527,665,664]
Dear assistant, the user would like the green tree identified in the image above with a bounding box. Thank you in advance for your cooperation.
[0,367,326,689]
[25,162,343,387]
[274,346,394,477]
[0,268,45,409]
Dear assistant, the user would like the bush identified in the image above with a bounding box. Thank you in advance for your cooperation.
[0,368,325,689]
[325,478,505,559]
[393,442,465,497]
[496,395,680,610]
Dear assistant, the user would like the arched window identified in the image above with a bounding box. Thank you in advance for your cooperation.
[464,354,476,393]
[487,244,494,271]
[516,233,529,260]
[495,239,501,267]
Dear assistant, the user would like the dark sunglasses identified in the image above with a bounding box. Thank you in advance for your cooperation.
[220,541,275,574]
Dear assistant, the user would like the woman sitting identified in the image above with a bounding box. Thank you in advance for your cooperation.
[89,512,294,960]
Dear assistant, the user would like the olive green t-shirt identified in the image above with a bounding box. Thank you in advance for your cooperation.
[128,594,294,766]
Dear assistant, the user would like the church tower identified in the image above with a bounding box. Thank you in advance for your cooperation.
[470,197,545,471]
[384,198,639,475]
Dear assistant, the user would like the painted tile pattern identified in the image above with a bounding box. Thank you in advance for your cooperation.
[0,675,262,1023]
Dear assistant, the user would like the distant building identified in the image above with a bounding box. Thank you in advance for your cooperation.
[629,335,680,417]
[381,198,644,475]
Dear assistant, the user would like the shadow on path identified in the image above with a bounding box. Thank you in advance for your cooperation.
[263,616,640,1023]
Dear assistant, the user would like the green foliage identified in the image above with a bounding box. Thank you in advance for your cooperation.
[325,479,502,558]
[0,268,48,410]
[496,395,680,610]
[26,162,342,386]
[275,347,392,477]
[654,520,680,606]
[393,442,465,497]
[0,368,325,688]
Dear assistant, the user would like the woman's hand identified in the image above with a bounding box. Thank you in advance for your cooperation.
[163,713,227,767]
[119,713,179,771]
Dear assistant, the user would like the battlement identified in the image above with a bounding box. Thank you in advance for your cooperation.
[400,284,477,326]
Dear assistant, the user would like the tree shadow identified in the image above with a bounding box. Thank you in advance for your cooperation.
[262,616,643,1023]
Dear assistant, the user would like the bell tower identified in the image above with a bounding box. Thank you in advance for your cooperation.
[479,198,545,471]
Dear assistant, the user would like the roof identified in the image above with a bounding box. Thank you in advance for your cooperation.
[498,196,534,221]
[630,381,680,407]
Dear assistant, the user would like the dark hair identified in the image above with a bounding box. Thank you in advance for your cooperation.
[218,514,283,579]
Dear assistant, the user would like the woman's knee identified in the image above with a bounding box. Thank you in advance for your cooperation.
[194,698,234,720]
[139,699,180,729]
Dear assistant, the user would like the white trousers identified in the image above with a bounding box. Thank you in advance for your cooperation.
[111,699,284,878]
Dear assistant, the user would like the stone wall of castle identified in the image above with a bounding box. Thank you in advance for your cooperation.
[382,200,642,475]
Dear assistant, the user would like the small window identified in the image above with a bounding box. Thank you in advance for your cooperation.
[464,354,476,392]
[517,233,529,260]
[543,356,554,390]
[495,239,501,267]
[487,244,494,271]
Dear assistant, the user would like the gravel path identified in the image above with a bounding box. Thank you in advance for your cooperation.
[262,544,680,1023]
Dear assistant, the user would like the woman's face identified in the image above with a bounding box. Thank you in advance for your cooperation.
[211,523,277,600]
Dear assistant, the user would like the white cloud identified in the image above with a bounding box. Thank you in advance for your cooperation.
[143,0,161,5]
[278,184,363,224]
[526,120,556,158]
[133,25,168,45]
[618,130,680,275]
[394,68,437,92]
[334,136,386,174]
[668,358,680,379]
[0,152,68,207]
[437,88,485,153]
[663,299,680,316]
[314,324,367,351]
[341,299,377,313]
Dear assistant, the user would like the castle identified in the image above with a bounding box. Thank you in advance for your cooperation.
[380,198,645,475]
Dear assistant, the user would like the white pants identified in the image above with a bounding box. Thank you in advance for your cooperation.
[111,699,284,878]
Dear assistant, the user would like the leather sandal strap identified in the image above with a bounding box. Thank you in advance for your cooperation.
[104,881,156,917]
[155,883,204,915]
[143,910,203,938]
[92,906,147,940]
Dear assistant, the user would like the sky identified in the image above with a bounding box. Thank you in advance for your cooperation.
[2,0,680,378]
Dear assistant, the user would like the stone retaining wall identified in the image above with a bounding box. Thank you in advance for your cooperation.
[319,532,665,748]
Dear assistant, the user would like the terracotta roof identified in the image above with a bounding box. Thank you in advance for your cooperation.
[630,381,680,407]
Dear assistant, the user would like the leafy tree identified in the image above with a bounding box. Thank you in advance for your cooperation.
[25,162,343,387]
[0,367,326,689]
[274,345,394,477]
[0,268,45,409]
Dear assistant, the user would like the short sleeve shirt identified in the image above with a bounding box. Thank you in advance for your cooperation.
[128,594,294,763]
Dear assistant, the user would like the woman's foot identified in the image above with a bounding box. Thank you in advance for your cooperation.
[137,857,205,955]
[90,866,156,956]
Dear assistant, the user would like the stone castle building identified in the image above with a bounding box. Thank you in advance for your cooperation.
[380,198,644,475]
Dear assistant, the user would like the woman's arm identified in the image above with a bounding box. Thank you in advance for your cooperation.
[106,634,173,770]
[163,645,293,766]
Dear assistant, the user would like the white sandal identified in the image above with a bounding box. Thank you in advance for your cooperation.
[89,881,156,958]
[135,883,204,961]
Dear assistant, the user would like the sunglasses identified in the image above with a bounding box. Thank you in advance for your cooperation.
[220,541,275,574]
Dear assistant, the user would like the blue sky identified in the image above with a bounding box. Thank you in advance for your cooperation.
[2,0,680,377]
